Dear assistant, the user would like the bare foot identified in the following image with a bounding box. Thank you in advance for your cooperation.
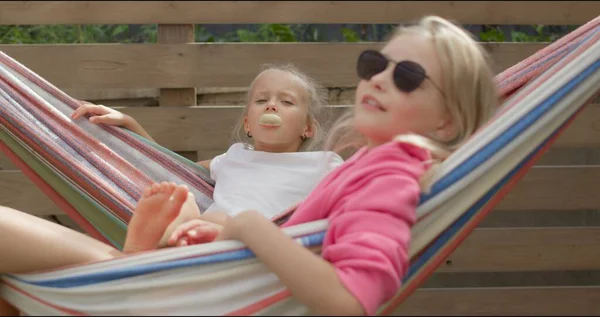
[123,182,189,253]
[158,192,202,248]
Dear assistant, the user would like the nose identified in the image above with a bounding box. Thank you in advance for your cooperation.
[266,99,278,112]
[369,64,393,92]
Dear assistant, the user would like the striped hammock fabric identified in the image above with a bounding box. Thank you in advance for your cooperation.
[1,17,599,315]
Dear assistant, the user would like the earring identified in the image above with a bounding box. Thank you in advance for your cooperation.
[301,135,308,141]
[247,131,252,138]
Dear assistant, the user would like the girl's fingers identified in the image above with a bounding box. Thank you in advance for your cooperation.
[89,114,126,126]
[71,104,109,119]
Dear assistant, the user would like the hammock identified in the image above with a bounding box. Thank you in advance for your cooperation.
[0,17,599,315]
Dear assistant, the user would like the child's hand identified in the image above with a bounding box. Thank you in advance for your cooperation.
[167,219,222,247]
[71,101,134,128]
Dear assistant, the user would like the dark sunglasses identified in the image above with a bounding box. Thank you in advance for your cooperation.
[356,50,445,96]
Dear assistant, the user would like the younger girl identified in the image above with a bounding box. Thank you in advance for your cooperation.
[0,15,498,316]
[71,64,344,248]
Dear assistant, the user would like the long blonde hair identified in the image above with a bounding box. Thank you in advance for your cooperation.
[231,63,329,152]
[326,16,499,190]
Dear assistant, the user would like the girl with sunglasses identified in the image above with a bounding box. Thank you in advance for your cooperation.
[0,15,498,316]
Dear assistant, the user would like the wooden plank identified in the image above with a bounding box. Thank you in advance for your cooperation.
[112,105,600,153]
[497,166,600,211]
[0,171,56,216]
[0,42,546,89]
[3,165,598,219]
[0,1,596,25]
[537,147,600,166]
[4,165,597,216]
[4,163,598,215]
[397,286,600,316]
[425,270,600,288]
[439,227,600,273]
[0,153,16,170]
[157,24,197,107]
[63,88,159,101]
[480,210,600,228]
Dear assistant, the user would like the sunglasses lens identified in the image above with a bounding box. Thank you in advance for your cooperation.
[394,61,426,92]
[357,50,388,80]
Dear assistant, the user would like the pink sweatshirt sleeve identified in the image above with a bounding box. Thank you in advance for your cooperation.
[321,147,426,315]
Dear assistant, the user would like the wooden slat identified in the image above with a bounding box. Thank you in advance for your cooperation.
[113,105,600,154]
[537,147,600,166]
[425,270,600,288]
[397,286,600,315]
[0,1,596,25]
[0,153,16,170]
[3,165,597,215]
[0,43,546,89]
[497,166,600,211]
[157,24,197,107]
[0,171,56,216]
[439,227,600,273]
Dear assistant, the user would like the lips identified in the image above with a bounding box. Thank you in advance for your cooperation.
[361,95,386,112]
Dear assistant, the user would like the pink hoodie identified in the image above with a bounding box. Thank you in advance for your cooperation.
[282,141,430,315]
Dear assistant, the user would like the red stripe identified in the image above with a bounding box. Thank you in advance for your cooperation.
[2,280,85,316]
[224,290,292,316]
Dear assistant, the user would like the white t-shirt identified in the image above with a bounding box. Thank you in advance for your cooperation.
[204,143,344,219]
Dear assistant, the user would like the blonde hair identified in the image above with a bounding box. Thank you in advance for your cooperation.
[326,16,499,190]
[231,63,329,152]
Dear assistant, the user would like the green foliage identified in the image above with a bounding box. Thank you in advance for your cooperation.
[480,24,574,43]
[219,24,297,42]
[0,24,145,44]
[480,25,506,42]
[0,23,577,44]
[341,28,360,42]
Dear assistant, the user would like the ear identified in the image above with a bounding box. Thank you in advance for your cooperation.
[434,117,457,141]
[303,118,315,138]
[244,115,250,133]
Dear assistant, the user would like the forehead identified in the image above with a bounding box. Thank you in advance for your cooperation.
[251,69,306,95]
[381,33,442,78]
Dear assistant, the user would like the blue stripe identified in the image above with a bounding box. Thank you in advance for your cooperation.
[404,117,565,281]
[12,232,326,288]
[404,58,600,280]
[420,41,599,204]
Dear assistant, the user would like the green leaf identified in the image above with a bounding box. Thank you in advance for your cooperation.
[237,29,259,42]
[511,30,531,42]
[341,27,360,42]
[111,25,129,37]
[480,26,505,42]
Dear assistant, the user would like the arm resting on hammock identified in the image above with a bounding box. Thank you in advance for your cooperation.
[220,173,419,315]
[219,210,365,316]
[123,116,155,142]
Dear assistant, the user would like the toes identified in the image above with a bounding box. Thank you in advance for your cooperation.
[142,186,152,198]
[170,185,189,205]
[164,185,189,215]
[158,182,177,196]
[150,183,162,195]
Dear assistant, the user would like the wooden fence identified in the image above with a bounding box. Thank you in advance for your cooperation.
[1,1,600,315]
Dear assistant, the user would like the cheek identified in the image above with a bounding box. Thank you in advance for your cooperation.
[282,107,308,128]
[246,106,262,124]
